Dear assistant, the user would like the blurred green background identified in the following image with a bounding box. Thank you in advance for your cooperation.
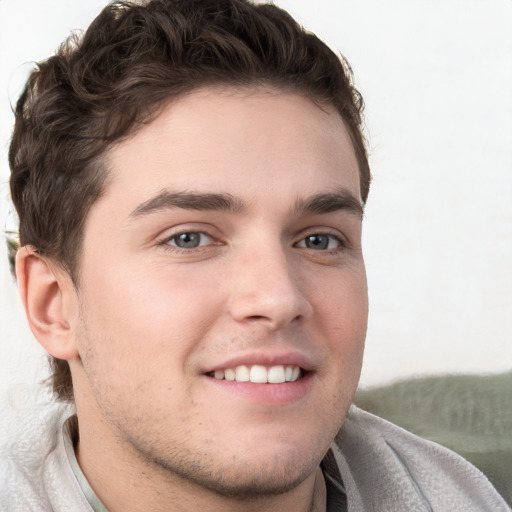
[355,371,512,505]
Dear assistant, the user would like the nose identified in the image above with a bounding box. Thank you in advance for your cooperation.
[227,243,313,330]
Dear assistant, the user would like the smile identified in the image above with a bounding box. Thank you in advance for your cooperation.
[209,365,302,384]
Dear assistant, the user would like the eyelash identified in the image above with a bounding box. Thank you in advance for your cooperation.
[158,230,346,254]
[295,233,345,251]
[158,231,217,253]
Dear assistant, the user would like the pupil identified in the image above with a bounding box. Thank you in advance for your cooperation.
[176,233,200,248]
[306,235,328,250]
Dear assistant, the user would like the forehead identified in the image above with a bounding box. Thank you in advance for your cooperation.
[98,86,361,216]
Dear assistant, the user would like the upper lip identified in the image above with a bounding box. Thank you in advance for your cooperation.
[202,349,317,374]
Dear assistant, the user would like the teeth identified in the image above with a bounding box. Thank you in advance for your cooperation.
[267,365,286,384]
[212,364,302,383]
[250,365,267,383]
[235,365,250,382]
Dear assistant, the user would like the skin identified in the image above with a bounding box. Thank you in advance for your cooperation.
[20,87,368,511]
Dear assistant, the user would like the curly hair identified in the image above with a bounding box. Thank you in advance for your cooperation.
[9,0,371,402]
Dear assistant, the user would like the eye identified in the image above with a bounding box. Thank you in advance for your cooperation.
[296,234,342,251]
[166,232,213,249]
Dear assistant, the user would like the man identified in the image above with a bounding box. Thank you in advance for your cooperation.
[1,0,508,510]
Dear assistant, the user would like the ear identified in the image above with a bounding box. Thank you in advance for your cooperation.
[16,246,79,360]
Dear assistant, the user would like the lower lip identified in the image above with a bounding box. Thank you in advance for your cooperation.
[202,372,314,406]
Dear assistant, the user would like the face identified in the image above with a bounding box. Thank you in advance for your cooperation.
[70,87,368,497]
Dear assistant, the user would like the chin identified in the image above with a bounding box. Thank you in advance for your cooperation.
[149,437,322,499]
[171,457,315,499]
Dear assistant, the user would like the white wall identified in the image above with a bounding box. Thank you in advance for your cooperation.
[1,0,511,391]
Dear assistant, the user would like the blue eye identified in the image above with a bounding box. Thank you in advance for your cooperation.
[167,232,212,249]
[297,234,341,251]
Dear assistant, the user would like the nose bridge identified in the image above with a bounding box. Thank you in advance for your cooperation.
[228,235,312,328]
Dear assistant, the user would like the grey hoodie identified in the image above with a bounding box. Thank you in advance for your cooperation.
[0,392,508,511]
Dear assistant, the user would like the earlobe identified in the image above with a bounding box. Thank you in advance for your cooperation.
[16,246,79,360]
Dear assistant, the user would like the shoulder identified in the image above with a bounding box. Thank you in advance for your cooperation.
[0,386,91,512]
[333,406,510,512]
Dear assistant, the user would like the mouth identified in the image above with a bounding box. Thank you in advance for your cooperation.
[206,364,304,384]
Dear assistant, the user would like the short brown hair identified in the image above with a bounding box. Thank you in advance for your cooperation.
[9,0,371,402]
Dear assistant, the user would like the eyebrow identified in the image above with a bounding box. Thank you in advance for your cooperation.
[129,190,246,218]
[128,188,363,219]
[295,190,364,218]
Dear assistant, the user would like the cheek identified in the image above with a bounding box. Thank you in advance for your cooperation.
[78,263,225,359]
[313,268,368,381]
[317,267,368,338]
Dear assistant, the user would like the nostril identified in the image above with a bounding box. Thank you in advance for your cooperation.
[245,314,302,322]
